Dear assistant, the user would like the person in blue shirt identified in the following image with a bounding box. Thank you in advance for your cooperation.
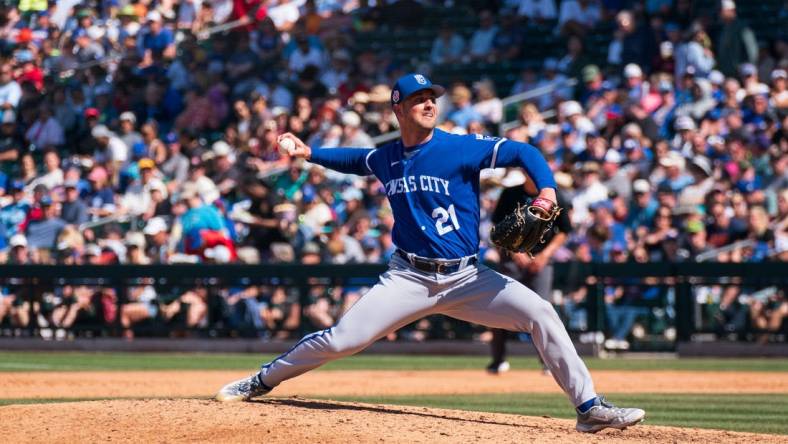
[217,74,645,433]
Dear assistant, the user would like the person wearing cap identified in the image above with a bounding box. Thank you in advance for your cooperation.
[744,84,778,129]
[770,69,788,108]
[143,216,171,263]
[91,124,129,165]
[658,151,693,193]
[85,166,115,218]
[118,111,143,150]
[72,27,105,63]
[623,63,653,109]
[559,100,594,149]
[24,194,66,252]
[121,158,159,216]
[715,0,758,77]
[446,84,483,129]
[671,115,697,151]
[626,179,658,229]
[60,179,89,225]
[340,111,374,148]
[137,9,175,60]
[578,64,603,106]
[601,149,632,201]
[248,73,645,430]
[0,180,29,238]
[208,140,241,198]
[159,131,190,185]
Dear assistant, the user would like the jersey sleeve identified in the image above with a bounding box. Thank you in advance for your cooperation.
[463,135,557,190]
[309,147,376,176]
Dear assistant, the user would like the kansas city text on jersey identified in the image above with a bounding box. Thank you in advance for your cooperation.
[384,175,451,197]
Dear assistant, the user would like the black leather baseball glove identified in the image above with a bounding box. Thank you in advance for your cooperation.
[489,197,562,257]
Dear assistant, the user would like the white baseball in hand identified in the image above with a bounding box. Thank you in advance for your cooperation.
[279,137,295,155]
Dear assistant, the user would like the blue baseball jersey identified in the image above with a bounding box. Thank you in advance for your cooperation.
[310,128,556,260]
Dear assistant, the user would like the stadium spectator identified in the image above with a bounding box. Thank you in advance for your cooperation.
[715,0,758,78]
[514,0,557,22]
[468,10,498,62]
[430,25,465,65]
[558,0,601,37]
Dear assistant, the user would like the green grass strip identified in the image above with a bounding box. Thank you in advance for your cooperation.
[0,352,787,372]
[327,393,788,435]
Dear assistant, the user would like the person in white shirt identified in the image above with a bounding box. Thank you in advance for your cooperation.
[472,79,503,124]
[25,106,64,149]
[0,64,21,119]
[92,125,130,164]
[571,162,610,226]
[29,150,64,191]
[268,0,300,32]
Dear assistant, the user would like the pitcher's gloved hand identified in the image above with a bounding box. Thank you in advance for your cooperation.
[490,197,562,257]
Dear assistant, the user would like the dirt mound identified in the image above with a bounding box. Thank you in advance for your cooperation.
[1,398,781,443]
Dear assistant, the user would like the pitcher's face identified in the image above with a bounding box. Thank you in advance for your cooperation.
[396,90,438,131]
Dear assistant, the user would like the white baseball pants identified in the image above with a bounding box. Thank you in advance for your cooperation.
[258,255,597,406]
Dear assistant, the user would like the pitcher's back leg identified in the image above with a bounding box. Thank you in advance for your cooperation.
[440,266,596,407]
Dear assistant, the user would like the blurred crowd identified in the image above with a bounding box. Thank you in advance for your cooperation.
[0,0,785,342]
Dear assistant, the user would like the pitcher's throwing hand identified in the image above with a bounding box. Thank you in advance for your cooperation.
[277,133,311,158]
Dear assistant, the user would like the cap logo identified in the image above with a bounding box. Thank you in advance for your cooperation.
[414,74,427,85]
[392,90,400,103]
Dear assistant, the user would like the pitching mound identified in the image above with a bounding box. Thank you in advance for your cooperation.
[1,398,782,443]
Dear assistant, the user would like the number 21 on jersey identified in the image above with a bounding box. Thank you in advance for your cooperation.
[432,204,460,235]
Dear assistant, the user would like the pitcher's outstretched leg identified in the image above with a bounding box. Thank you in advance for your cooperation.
[217,264,435,401]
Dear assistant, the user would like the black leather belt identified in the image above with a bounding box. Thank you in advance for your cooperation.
[395,249,478,274]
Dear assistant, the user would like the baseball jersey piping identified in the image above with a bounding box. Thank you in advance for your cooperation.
[261,327,333,373]
[489,137,508,169]
[364,149,377,173]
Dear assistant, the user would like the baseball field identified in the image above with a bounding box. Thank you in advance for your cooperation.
[1,352,787,443]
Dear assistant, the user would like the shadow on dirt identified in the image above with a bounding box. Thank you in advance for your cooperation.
[253,397,551,430]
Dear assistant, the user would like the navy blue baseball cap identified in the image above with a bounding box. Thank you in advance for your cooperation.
[391,73,445,105]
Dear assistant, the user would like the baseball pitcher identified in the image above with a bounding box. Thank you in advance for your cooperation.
[217,73,645,433]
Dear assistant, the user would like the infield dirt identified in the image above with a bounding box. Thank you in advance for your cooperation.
[2,369,786,443]
[2,398,784,443]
